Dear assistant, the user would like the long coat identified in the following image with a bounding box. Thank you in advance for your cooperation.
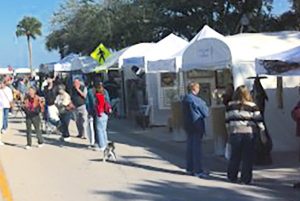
[182,93,209,136]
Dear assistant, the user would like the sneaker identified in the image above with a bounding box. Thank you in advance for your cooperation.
[0,141,4,146]
[37,144,44,148]
[194,172,210,179]
[63,137,71,142]
[1,130,6,135]
[25,145,31,150]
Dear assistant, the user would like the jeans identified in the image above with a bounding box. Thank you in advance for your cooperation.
[26,116,44,146]
[2,108,9,131]
[111,98,121,116]
[75,105,88,138]
[186,133,203,174]
[59,112,72,138]
[228,133,255,184]
[96,113,108,150]
[87,116,95,145]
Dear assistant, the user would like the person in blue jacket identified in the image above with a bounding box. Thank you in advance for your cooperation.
[182,82,209,178]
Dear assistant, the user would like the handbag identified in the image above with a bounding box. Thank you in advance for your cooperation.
[104,101,112,115]
[225,143,231,160]
[291,106,300,121]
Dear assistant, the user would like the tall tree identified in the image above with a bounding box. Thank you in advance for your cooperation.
[46,0,276,57]
[16,16,42,73]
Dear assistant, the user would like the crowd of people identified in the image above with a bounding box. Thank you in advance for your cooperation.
[0,74,119,160]
[0,73,299,186]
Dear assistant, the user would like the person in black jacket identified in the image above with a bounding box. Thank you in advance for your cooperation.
[71,79,88,139]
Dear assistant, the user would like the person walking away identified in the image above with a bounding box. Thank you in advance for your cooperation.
[104,75,120,117]
[95,84,109,158]
[86,80,110,148]
[0,79,6,145]
[55,85,73,142]
[182,82,209,178]
[71,79,88,139]
[44,78,60,127]
[1,80,13,134]
[226,85,267,184]
[291,99,300,189]
[22,87,44,149]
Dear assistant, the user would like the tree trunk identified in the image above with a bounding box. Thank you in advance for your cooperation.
[27,35,33,75]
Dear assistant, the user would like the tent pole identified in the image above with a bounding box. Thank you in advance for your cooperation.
[277,76,283,109]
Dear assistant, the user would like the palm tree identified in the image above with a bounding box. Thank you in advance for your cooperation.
[16,16,42,74]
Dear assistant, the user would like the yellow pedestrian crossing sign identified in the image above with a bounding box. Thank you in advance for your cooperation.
[90,43,111,64]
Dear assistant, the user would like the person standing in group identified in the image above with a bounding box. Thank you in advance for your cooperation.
[104,75,120,117]
[55,85,73,142]
[225,85,267,184]
[95,83,109,157]
[44,77,60,126]
[182,82,209,178]
[0,80,13,134]
[22,87,44,149]
[0,79,6,145]
[71,79,88,139]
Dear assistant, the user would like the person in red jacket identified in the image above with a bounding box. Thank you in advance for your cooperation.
[22,87,44,149]
[95,83,109,155]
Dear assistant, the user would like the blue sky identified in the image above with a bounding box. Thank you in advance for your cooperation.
[0,0,293,68]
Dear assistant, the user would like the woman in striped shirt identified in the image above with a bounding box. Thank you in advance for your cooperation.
[225,85,267,184]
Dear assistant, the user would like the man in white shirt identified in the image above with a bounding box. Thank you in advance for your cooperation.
[0,80,13,134]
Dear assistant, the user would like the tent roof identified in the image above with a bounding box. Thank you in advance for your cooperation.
[147,34,188,62]
[181,25,232,71]
[146,34,188,72]
[119,43,156,68]
[255,46,300,76]
[225,31,300,87]
[226,31,300,63]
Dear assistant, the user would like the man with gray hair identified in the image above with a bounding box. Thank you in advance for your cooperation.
[71,79,88,139]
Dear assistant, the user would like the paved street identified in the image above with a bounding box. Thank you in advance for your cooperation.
[0,116,299,201]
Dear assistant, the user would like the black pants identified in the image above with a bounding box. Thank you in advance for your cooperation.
[59,112,71,138]
[228,133,255,184]
[26,116,44,146]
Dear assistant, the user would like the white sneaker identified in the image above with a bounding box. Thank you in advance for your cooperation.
[25,145,31,150]
[63,137,71,142]
[1,130,6,135]
[37,144,44,148]
[0,141,4,146]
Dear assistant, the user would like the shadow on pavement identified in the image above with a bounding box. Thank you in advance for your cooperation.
[92,179,299,201]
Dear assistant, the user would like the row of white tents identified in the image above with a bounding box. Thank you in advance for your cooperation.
[41,25,300,152]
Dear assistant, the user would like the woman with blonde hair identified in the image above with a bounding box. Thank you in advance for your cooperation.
[226,85,267,184]
[95,83,109,154]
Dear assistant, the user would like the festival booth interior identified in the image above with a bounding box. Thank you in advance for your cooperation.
[118,43,156,119]
[145,34,188,127]
[179,25,232,153]
[226,31,300,152]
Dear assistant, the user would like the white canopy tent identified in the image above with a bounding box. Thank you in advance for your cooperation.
[226,31,300,152]
[146,34,188,72]
[0,68,13,75]
[40,54,99,73]
[181,25,232,71]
